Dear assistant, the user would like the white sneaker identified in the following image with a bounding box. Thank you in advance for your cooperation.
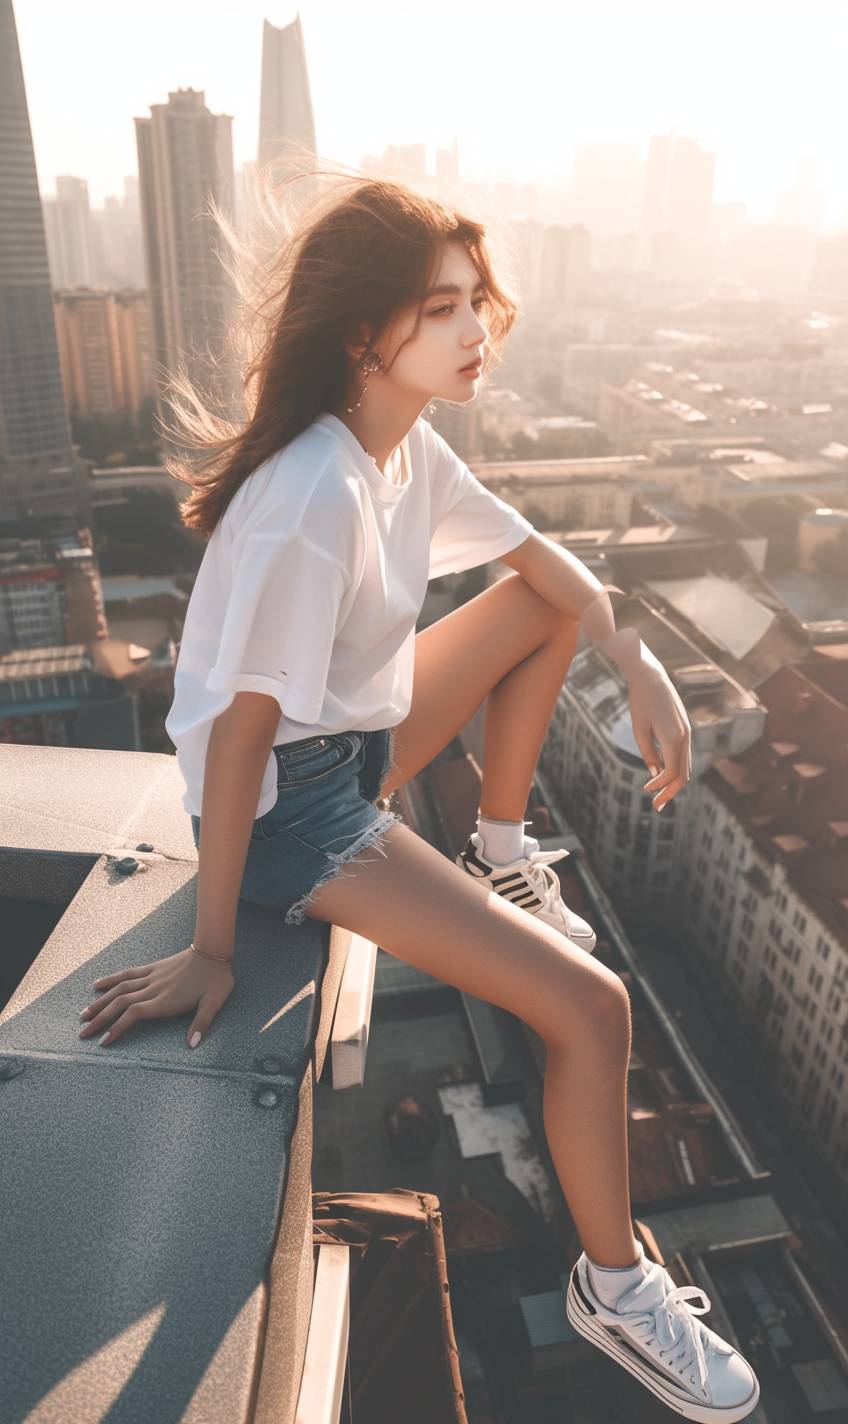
[455,831,597,953]
[565,1247,760,1421]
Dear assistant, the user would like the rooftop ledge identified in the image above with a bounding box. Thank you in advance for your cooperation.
[0,742,443,1424]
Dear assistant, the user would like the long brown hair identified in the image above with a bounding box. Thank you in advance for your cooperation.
[161,162,521,538]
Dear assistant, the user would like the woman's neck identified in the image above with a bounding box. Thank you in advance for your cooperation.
[328,397,427,476]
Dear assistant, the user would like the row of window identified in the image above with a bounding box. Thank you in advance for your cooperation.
[815,933,832,963]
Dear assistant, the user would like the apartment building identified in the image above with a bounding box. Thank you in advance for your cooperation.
[679,660,848,1196]
[543,589,765,918]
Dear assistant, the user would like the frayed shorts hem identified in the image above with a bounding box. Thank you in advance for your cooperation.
[282,805,403,925]
[189,726,403,927]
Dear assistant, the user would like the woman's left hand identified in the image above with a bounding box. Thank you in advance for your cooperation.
[78,946,235,1048]
[628,661,693,812]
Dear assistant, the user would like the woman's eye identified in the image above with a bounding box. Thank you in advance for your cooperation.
[429,298,488,317]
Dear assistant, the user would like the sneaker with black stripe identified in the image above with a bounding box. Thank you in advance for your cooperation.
[455,830,597,953]
[565,1245,760,1421]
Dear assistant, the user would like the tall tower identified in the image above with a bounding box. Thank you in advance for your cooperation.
[43,176,96,288]
[134,87,237,433]
[257,14,317,180]
[0,0,83,526]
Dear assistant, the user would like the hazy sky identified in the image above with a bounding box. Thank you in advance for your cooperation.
[14,0,847,227]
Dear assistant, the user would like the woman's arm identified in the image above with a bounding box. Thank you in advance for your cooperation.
[194,692,283,960]
[504,533,692,801]
[76,692,282,1050]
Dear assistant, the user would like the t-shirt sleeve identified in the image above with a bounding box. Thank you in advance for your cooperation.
[424,420,535,579]
[204,526,349,727]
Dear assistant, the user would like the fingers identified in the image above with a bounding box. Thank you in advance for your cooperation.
[187,996,215,1050]
[642,729,692,811]
[631,667,694,811]
[80,974,151,1024]
[92,966,150,990]
[647,772,685,812]
[635,729,661,780]
[635,731,678,809]
[187,978,236,1049]
[79,988,154,1045]
[79,973,233,1048]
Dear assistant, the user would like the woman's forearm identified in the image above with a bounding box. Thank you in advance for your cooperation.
[193,717,274,959]
[513,538,617,633]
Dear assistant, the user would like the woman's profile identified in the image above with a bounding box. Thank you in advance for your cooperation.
[77,163,759,1421]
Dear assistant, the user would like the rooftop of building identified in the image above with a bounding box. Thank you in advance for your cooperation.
[550,503,760,550]
[705,661,848,943]
[599,542,820,688]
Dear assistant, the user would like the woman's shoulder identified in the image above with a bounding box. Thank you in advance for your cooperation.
[214,433,363,587]
[223,426,362,533]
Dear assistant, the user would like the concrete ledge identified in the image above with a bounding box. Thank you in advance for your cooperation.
[0,743,379,1423]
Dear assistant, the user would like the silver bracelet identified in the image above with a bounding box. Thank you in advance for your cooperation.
[189,940,234,964]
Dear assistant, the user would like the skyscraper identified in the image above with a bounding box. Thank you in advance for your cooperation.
[0,0,83,525]
[135,87,237,433]
[43,176,96,289]
[257,14,317,180]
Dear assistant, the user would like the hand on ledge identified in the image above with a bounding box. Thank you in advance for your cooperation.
[78,946,235,1049]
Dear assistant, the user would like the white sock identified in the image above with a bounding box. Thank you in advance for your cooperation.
[587,1240,649,1309]
[476,813,530,865]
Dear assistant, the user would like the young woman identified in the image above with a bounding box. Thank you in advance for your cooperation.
[78,172,759,1421]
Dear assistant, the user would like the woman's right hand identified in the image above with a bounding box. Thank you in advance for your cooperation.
[78,945,235,1049]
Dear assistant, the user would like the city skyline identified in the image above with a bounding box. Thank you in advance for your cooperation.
[14,0,847,230]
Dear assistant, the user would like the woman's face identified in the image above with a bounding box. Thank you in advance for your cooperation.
[379,242,490,405]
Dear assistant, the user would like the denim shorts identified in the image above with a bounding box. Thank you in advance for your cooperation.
[189,727,403,926]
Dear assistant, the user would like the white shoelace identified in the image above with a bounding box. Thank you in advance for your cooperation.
[621,1281,733,1399]
[518,844,570,918]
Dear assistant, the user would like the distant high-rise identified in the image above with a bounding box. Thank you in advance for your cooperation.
[54,289,155,423]
[89,177,146,290]
[0,0,83,525]
[134,87,237,431]
[257,14,317,181]
[43,176,96,289]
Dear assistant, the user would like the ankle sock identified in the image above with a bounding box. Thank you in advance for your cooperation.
[476,813,530,865]
[587,1240,649,1309]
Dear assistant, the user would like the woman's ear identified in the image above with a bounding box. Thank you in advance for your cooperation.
[345,321,374,363]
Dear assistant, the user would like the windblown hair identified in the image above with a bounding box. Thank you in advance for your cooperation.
[161,159,521,538]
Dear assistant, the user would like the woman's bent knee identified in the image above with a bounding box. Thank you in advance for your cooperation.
[593,973,631,1049]
[545,968,630,1054]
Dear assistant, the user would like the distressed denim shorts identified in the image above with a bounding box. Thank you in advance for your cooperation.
[189,727,403,926]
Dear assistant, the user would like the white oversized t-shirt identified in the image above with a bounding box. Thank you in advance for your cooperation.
[165,411,534,820]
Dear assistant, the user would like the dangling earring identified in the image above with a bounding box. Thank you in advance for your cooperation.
[345,351,384,413]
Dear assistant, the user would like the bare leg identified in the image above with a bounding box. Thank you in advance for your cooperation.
[377,573,573,806]
[303,820,640,1267]
[300,572,638,1264]
[480,620,580,820]
[479,625,638,1261]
